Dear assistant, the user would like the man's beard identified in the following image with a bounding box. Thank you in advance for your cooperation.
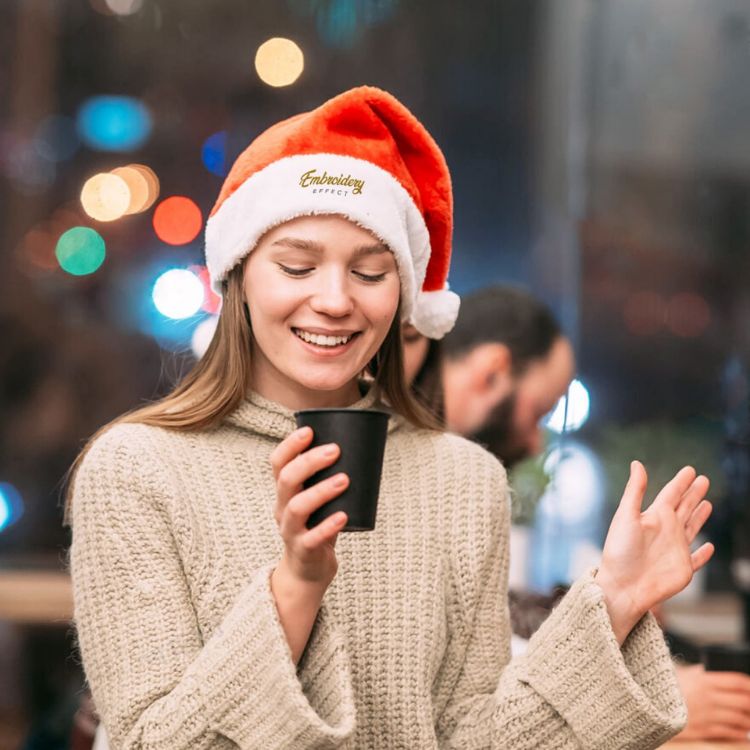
[469,389,530,469]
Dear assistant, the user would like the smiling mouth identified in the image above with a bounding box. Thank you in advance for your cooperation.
[292,328,360,348]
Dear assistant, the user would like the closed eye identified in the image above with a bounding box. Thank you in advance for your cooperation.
[278,264,313,277]
[354,271,387,283]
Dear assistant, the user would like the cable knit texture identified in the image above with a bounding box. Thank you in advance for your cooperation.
[68,389,687,749]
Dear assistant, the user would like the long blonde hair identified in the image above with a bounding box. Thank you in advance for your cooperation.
[64,262,440,521]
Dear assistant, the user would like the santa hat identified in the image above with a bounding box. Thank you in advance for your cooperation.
[204,86,460,339]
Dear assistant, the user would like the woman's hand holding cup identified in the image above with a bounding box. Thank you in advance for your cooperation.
[594,461,715,644]
[268,426,350,663]
[271,425,350,587]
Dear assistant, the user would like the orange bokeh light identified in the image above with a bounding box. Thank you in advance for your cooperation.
[152,196,203,246]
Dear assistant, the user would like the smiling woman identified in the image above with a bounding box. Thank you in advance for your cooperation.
[67,87,709,750]
[244,216,400,408]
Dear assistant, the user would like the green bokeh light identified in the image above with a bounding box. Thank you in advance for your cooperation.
[55,226,106,276]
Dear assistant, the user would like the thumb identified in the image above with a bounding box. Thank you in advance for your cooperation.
[619,460,648,518]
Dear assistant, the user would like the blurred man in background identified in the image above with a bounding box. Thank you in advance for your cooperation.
[404,283,750,743]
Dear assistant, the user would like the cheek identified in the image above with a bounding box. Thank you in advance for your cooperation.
[244,270,299,323]
[363,279,401,328]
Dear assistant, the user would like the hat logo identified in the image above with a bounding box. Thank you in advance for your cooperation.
[299,168,364,196]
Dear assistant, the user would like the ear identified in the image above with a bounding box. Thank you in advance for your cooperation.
[466,342,514,398]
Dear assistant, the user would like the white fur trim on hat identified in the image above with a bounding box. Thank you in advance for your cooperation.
[204,153,431,327]
[410,287,461,339]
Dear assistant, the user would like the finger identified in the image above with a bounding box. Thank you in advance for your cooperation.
[298,511,348,551]
[676,474,710,524]
[702,724,750,741]
[691,540,715,571]
[282,473,349,536]
[619,461,648,518]
[705,708,750,729]
[269,426,313,480]
[685,499,712,543]
[653,465,696,510]
[276,442,341,506]
[708,671,750,694]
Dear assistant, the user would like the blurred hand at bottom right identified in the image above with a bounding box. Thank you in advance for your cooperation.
[673,663,750,742]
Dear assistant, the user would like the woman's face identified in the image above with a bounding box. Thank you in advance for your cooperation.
[243,215,401,408]
[401,323,430,385]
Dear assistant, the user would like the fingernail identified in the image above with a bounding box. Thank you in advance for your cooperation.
[323,444,337,456]
[333,473,347,487]
[297,426,311,439]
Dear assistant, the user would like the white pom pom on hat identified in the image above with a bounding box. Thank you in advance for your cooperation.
[204,85,460,339]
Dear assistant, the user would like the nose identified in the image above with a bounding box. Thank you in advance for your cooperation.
[309,268,355,318]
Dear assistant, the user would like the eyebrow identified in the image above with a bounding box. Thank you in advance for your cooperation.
[270,237,390,259]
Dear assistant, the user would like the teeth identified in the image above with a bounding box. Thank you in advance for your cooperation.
[294,329,354,347]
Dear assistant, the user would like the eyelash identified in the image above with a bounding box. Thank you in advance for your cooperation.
[277,264,387,283]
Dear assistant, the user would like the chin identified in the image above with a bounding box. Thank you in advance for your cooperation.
[294,371,361,393]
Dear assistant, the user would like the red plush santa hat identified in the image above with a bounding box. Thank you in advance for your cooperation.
[204,86,460,339]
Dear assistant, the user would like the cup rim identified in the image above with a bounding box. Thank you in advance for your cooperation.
[294,408,391,417]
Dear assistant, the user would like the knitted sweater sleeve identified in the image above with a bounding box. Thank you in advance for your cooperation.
[69,426,355,750]
[435,456,687,749]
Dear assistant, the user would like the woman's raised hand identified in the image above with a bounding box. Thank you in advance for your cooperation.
[270,425,350,587]
[594,461,715,644]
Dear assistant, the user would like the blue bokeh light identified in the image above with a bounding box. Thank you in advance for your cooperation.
[110,250,210,353]
[201,131,228,177]
[35,115,80,161]
[76,95,152,152]
[0,483,24,532]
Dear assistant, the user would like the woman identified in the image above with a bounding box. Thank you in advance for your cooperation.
[67,87,712,749]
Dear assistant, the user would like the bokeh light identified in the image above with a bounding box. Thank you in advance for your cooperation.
[153,196,203,245]
[544,378,590,433]
[77,95,152,152]
[34,115,80,162]
[128,163,160,211]
[287,0,398,49]
[201,131,228,177]
[191,316,219,358]
[255,38,304,87]
[17,207,83,274]
[80,172,131,221]
[623,291,665,335]
[5,141,56,195]
[152,269,205,319]
[666,292,711,338]
[55,227,106,276]
[0,482,24,533]
[112,165,150,214]
[104,0,143,14]
[316,0,358,48]
[530,442,605,590]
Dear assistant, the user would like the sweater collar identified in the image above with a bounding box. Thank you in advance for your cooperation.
[223,384,403,441]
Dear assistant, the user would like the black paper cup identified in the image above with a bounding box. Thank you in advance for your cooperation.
[701,643,750,674]
[294,408,389,532]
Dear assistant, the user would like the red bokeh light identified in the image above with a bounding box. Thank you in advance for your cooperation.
[623,291,665,335]
[152,196,203,246]
[666,292,711,338]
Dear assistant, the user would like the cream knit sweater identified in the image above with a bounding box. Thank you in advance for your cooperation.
[69,388,687,749]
